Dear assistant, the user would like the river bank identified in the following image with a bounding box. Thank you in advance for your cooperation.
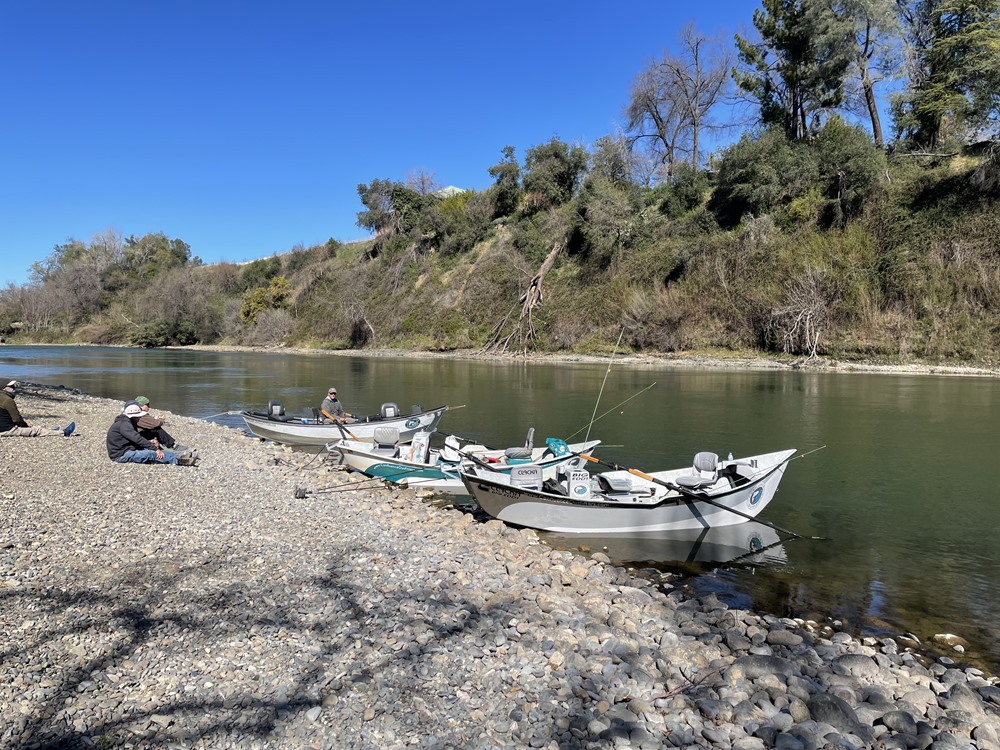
[8,338,1000,378]
[167,343,1000,379]
[2,384,1000,749]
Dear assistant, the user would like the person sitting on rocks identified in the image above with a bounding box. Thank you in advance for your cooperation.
[0,380,75,437]
[320,387,355,423]
[107,403,196,465]
[123,396,193,455]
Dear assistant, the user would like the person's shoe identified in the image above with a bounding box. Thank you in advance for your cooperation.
[172,443,190,454]
[63,422,76,437]
[177,454,197,467]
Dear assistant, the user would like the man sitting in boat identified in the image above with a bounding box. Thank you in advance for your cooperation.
[320,387,356,423]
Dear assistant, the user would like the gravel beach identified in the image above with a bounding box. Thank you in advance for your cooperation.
[3,384,1000,750]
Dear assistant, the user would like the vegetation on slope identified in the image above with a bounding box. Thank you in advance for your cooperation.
[2,1,999,364]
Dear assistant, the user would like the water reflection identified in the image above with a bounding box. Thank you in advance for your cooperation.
[543,522,788,573]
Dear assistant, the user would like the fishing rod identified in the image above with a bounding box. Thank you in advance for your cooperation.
[564,382,657,442]
[585,327,625,443]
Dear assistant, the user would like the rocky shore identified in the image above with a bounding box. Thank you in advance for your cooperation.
[2,384,999,750]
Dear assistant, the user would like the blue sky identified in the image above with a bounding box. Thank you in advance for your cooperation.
[0,1,755,286]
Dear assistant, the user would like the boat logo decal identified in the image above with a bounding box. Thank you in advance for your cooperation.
[405,418,420,429]
[749,487,764,506]
[572,484,590,497]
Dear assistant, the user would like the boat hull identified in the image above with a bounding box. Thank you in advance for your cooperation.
[242,406,447,447]
[331,438,602,495]
[543,523,787,566]
[461,449,796,534]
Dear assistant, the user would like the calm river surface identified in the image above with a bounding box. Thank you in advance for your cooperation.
[3,345,999,671]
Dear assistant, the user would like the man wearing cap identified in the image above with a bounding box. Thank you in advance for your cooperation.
[123,396,191,454]
[320,387,355,423]
[0,381,75,437]
[107,403,194,465]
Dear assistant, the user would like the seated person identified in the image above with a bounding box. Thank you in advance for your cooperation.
[123,396,193,455]
[107,403,196,465]
[320,387,355,423]
[0,381,75,437]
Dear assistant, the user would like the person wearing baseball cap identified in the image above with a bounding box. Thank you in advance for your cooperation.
[106,403,196,466]
[320,386,355,423]
[0,381,75,438]
[121,396,193,455]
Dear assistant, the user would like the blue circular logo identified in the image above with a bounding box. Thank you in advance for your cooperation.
[749,487,764,506]
[405,418,420,429]
[572,484,589,497]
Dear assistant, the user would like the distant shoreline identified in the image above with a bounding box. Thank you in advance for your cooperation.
[5,339,999,378]
[166,343,1000,378]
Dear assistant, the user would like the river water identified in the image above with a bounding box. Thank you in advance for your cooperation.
[3,345,999,671]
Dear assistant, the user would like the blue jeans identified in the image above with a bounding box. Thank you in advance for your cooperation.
[115,449,179,465]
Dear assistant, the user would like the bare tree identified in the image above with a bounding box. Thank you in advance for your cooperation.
[405,168,440,196]
[482,239,566,355]
[627,24,732,180]
[772,267,834,358]
[89,227,125,272]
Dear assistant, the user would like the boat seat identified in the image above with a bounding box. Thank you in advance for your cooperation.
[441,435,462,463]
[371,426,400,457]
[504,446,532,460]
[675,452,720,489]
[380,402,400,418]
[504,427,535,462]
[597,474,633,494]
[267,401,292,422]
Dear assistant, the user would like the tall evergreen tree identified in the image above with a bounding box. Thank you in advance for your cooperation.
[893,0,1000,147]
[735,0,856,139]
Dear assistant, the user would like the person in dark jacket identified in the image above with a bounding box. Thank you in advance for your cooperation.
[122,396,190,454]
[0,381,75,437]
[107,403,193,465]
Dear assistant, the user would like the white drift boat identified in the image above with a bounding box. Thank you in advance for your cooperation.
[459,448,797,534]
[327,427,601,495]
[242,401,448,447]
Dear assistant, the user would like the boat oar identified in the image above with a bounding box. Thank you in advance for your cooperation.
[574,453,823,541]
[323,409,360,440]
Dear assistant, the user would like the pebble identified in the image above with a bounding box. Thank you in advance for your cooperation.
[2,383,1000,749]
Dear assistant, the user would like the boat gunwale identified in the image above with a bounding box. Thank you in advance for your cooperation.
[462,451,794,512]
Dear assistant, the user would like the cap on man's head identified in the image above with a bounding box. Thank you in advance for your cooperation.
[4,380,17,390]
[135,396,150,406]
[123,403,144,418]
[328,388,337,394]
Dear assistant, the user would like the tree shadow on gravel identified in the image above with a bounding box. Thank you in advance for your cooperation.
[1,541,652,750]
